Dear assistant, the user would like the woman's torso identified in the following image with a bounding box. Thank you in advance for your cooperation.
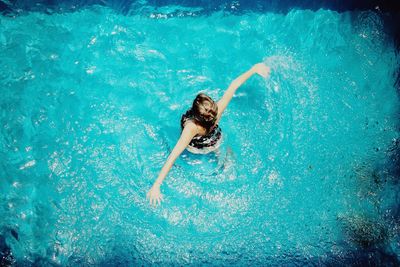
[180,109,222,153]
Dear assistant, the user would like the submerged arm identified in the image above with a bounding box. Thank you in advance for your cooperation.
[216,63,270,123]
[147,122,198,206]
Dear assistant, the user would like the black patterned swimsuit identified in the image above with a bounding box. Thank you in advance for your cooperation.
[180,109,222,149]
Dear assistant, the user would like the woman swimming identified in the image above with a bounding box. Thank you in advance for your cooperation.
[147,63,270,206]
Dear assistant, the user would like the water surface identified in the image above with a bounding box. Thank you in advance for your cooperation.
[1,5,399,265]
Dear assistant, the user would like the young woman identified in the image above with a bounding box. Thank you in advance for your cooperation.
[147,63,270,206]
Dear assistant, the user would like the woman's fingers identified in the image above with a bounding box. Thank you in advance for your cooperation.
[147,189,163,207]
[260,65,270,78]
[149,195,162,207]
[253,63,270,78]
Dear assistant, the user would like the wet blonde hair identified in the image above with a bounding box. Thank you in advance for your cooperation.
[191,93,218,133]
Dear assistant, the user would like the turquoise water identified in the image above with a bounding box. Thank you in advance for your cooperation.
[1,5,399,265]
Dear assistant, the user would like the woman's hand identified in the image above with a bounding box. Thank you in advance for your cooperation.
[252,63,270,78]
[146,184,163,207]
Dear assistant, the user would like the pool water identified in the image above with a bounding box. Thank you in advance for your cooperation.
[1,4,400,266]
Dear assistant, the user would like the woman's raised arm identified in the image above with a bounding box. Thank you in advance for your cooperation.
[147,122,199,206]
[216,63,270,123]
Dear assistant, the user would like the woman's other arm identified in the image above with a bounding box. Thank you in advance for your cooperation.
[146,122,199,206]
[216,63,270,123]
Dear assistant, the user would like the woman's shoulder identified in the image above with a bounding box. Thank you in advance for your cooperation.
[182,119,206,136]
